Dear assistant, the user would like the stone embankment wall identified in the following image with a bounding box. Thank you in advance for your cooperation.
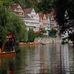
[34,37,61,44]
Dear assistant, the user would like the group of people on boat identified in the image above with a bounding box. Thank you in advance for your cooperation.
[0,32,15,52]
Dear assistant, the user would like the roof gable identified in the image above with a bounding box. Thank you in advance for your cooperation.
[23,8,32,14]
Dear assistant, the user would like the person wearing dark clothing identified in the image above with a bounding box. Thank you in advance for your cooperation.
[5,32,15,52]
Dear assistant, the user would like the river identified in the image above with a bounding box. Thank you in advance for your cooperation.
[0,42,74,74]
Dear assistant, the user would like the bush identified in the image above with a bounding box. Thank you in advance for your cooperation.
[0,6,26,44]
[28,28,35,42]
[49,28,57,37]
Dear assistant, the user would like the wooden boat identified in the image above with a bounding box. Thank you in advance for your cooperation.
[0,51,16,58]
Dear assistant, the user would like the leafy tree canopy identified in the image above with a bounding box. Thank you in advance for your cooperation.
[0,0,14,6]
[6,0,54,13]
[55,0,74,43]
[0,6,26,43]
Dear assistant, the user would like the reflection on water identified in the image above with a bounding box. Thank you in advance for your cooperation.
[61,44,70,74]
[0,58,15,74]
[0,43,74,74]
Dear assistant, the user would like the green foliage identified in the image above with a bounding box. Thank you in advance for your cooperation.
[39,28,47,37]
[20,25,28,42]
[0,0,54,13]
[49,28,57,37]
[24,0,54,13]
[37,0,53,13]
[0,6,26,43]
[5,0,54,13]
[28,28,35,42]
[55,0,74,43]
[13,0,32,8]
[40,28,47,33]
[0,0,14,6]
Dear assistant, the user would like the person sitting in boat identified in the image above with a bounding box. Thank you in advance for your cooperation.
[5,32,15,52]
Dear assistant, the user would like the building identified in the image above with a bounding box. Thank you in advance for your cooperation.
[10,3,57,35]
[23,8,40,32]
[39,11,57,36]
[48,11,57,29]
[11,4,40,32]
[11,3,24,18]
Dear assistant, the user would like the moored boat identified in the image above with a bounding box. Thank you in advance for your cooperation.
[0,51,16,58]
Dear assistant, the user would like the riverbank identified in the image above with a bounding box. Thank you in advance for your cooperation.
[34,37,61,44]
[19,37,74,47]
[19,37,61,47]
[19,41,40,47]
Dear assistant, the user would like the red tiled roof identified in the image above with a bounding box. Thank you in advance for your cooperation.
[39,13,47,21]
[39,11,56,21]
[23,8,32,14]
[39,13,44,20]
[11,3,20,11]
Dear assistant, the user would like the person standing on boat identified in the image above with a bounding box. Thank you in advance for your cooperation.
[6,32,15,52]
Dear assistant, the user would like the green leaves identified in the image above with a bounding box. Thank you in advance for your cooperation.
[28,28,35,42]
[0,6,26,43]
[10,0,54,13]
[37,0,53,13]
[0,0,14,6]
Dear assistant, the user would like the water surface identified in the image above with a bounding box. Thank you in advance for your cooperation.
[0,43,74,74]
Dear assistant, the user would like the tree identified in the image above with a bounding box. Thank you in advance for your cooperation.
[49,28,57,37]
[28,28,35,42]
[13,0,54,13]
[20,25,28,42]
[0,6,26,44]
[55,0,74,44]
[37,0,54,13]
[0,0,14,6]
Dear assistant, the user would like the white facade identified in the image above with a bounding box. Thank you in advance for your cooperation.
[23,9,40,32]
[11,4,40,32]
